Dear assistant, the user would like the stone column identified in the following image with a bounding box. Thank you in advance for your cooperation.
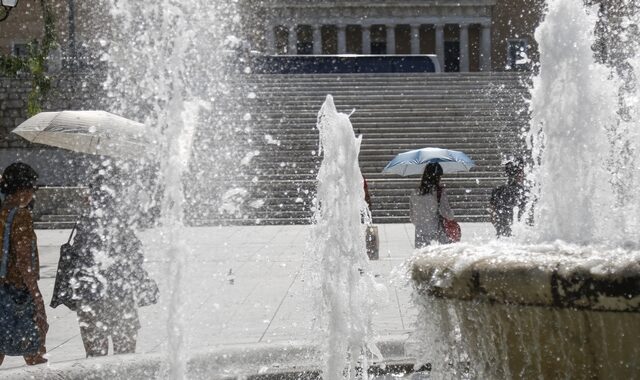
[265,25,275,55]
[411,24,420,54]
[435,24,445,71]
[386,24,396,54]
[459,24,470,72]
[362,25,371,54]
[480,23,492,71]
[288,25,297,55]
[337,24,347,54]
[313,25,322,54]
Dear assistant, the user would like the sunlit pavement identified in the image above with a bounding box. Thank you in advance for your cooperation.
[1,223,494,370]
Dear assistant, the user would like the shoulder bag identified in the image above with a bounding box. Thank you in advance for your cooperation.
[436,186,461,243]
[50,224,78,311]
[0,208,41,355]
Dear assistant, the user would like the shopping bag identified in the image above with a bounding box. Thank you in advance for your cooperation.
[366,225,379,260]
[136,276,159,307]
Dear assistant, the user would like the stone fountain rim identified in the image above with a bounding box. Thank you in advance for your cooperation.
[1,336,414,380]
[411,244,640,312]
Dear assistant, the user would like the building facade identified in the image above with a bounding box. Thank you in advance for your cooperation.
[1,0,544,73]
[240,0,545,72]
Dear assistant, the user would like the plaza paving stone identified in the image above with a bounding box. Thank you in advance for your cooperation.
[1,223,494,371]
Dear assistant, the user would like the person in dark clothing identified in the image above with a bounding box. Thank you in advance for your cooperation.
[72,209,145,357]
[489,160,527,237]
[0,163,47,366]
[53,163,157,357]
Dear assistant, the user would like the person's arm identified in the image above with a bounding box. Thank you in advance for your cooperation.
[488,188,499,225]
[409,194,416,224]
[438,190,455,220]
[363,178,372,210]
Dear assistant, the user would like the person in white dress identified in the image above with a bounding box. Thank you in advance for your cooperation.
[409,163,455,248]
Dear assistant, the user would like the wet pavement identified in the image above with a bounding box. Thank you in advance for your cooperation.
[1,223,494,371]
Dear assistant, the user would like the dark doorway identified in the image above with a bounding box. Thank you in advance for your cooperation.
[444,41,460,72]
[296,25,313,55]
[346,25,362,54]
[321,26,338,54]
[370,25,387,54]
[275,26,289,55]
[395,25,411,54]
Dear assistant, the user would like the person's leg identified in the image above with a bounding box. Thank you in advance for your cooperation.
[109,300,139,355]
[23,353,47,365]
[415,227,428,248]
[77,307,109,357]
[111,323,138,355]
[0,353,4,366]
[415,227,421,248]
[24,305,48,365]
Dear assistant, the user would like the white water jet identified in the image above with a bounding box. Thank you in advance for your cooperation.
[306,95,383,379]
[96,1,239,378]
[519,0,625,246]
[409,0,640,377]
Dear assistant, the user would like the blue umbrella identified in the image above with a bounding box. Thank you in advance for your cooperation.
[382,147,475,176]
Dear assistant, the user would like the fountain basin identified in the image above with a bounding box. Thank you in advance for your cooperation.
[411,244,640,378]
[1,337,419,380]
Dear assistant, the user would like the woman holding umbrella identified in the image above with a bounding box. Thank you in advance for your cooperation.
[383,147,472,248]
[409,163,455,247]
[50,163,158,357]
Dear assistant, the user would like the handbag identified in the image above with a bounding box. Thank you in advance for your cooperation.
[436,186,461,243]
[50,224,78,311]
[136,275,159,307]
[365,225,379,260]
[442,219,461,243]
[0,208,40,355]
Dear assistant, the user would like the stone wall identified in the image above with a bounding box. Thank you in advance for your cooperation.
[0,69,107,140]
[0,75,31,148]
[0,69,108,185]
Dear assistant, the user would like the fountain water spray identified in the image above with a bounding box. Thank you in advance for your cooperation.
[96,1,241,377]
[519,0,626,246]
[306,95,383,379]
[409,0,640,377]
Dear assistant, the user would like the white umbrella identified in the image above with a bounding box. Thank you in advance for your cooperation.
[382,147,475,176]
[12,111,154,159]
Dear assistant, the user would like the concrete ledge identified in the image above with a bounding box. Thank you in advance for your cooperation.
[1,337,414,379]
[32,186,86,219]
[411,242,640,312]
[410,242,640,378]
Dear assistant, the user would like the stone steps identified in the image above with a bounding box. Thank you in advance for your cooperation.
[228,72,526,224]
[34,214,78,230]
[27,72,528,227]
[201,74,528,225]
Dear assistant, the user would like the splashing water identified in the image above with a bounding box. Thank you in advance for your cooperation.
[95,1,241,378]
[409,0,640,377]
[518,0,627,246]
[306,95,382,379]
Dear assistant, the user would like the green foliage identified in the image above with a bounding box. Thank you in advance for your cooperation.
[0,0,58,116]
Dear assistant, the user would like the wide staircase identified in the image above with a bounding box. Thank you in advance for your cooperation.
[33,72,529,228]
[189,71,530,225]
